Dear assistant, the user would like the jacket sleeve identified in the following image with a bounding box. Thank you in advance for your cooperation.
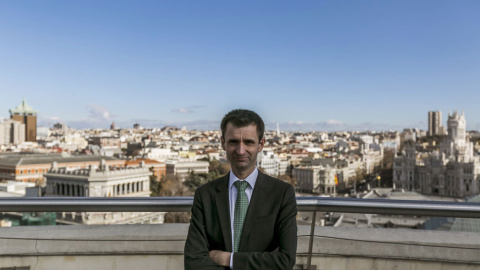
[232,184,297,270]
[184,189,226,270]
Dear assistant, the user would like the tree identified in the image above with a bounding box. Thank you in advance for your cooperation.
[355,168,365,183]
[378,149,394,187]
[182,158,231,193]
[150,174,162,196]
[150,173,191,223]
[164,211,190,223]
[183,170,223,193]
[209,158,230,175]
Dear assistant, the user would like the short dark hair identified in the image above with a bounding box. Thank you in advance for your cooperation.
[221,109,265,140]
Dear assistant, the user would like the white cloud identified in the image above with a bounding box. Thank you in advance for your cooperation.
[325,119,343,125]
[172,105,205,114]
[88,105,111,120]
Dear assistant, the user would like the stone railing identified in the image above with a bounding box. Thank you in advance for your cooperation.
[0,197,480,269]
[0,224,479,270]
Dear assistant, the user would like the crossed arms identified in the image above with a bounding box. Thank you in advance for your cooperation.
[184,181,297,270]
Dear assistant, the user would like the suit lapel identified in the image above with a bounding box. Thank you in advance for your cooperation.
[239,171,270,251]
[214,173,232,252]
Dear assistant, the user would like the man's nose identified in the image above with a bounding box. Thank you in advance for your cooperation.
[236,142,246,154]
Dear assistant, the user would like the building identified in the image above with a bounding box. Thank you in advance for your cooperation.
[294,155,365,195]
[45,160,151,197]
[0,119,25,145]
[125,158,166,181]
[165,160,209,180]
[44,160,163,225]
[89,136,121,148]
[9,98,37,142]
[293,166,321,193]
[256,149,290,177]
[53,122,68,132]
[428,111,446,137]
[393,143,417,191]
[143,147,179,162]
[352,135,384,174]
[0,153,125,184]
[394,111,480,198]
[0,180,36,197]
[36,126,50,139]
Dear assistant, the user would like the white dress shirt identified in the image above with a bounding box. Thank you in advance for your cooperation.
[228,167,258,269]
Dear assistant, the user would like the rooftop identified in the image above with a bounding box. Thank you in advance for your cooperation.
[0,197,479,269]
[0,153,121,166]
[9,98,37,115]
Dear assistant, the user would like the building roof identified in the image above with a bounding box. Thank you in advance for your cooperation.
[449,195,480,232]
[125,158,165,166]
[0,153,121,166]
[364,188,430,201]
[9,98,37,115]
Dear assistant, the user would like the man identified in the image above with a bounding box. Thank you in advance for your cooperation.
[184,109,297,270]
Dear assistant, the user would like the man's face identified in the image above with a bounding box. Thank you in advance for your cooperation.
[221,122,265,177]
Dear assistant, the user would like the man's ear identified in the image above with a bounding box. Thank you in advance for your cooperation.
[221,137,226,151]
[258,137,265,151]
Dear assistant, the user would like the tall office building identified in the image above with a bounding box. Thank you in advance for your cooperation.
[428,111,444,136]
[0,119,25,145]
[9,98,37,142]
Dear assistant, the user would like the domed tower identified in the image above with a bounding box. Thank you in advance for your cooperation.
[447,111,466,148]
[442,111,473,162]
[9,98,37,142]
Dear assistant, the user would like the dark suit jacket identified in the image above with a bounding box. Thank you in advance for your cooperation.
[184,171,297,270]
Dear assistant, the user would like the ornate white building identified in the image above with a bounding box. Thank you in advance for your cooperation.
[44,160,164,225]
[256,149,289,177]
[394,111,480,198]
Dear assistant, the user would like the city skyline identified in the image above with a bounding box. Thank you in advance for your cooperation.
[1,1,480,131]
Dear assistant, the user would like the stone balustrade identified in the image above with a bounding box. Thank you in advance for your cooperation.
[0,224,479,270]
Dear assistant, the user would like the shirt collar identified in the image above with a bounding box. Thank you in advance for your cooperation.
[229,167,258,190]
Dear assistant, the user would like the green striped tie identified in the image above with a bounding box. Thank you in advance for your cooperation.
[233,180,249,252]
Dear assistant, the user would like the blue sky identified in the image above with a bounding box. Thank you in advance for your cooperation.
[1,1,480,131]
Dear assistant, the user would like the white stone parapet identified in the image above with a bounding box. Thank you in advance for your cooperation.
[0,225,479,269]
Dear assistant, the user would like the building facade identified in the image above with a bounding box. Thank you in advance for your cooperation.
[9,98,37,142]
[293,166,321,194]
[428,111,446,137]
[0,153,125,184]
[44,160,163,225]
[256,149,290,177]
[165,160,209,180]
[0,119,25,145]
[45,160,151,197]
[394,112,480,198]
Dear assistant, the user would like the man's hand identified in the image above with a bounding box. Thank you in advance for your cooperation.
[209,250,231,267]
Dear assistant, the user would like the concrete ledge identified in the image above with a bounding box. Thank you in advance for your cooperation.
[0,224,186,256]
[297,226,480,264]
[0,224,480,269]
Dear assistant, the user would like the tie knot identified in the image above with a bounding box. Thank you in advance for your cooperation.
[234,180,249,192]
